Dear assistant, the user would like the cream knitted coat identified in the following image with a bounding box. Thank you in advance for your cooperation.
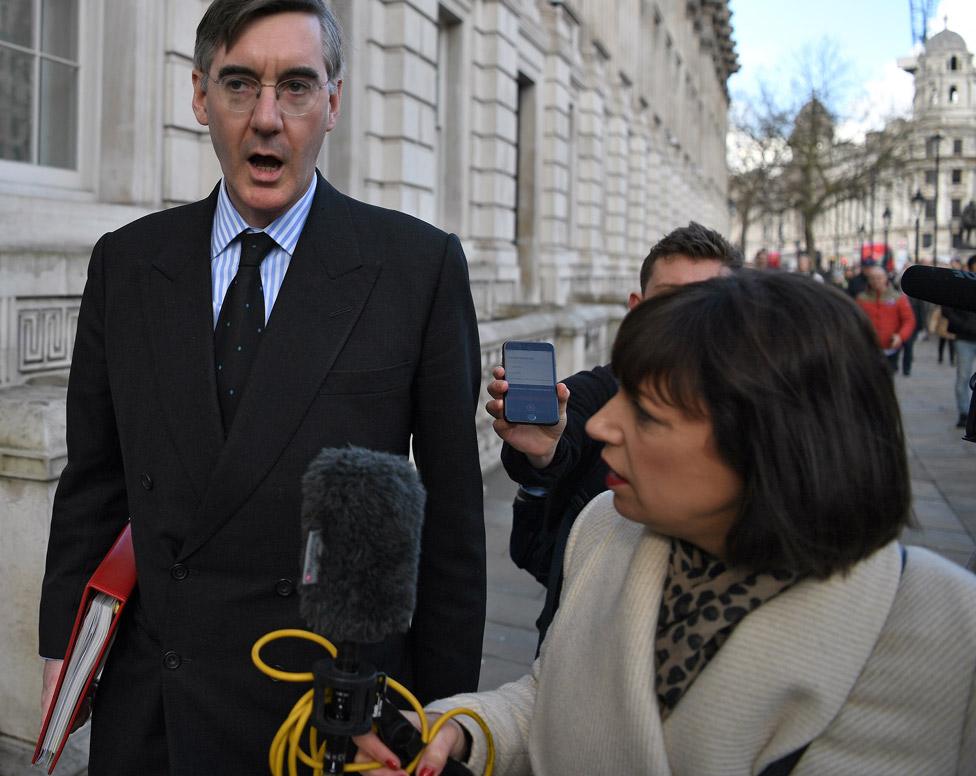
[429,491,976,775]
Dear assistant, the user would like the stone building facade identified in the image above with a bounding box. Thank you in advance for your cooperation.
[737,28,976,270]
[0,0,735,746]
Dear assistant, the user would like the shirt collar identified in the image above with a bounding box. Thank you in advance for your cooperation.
[211,176,317,259]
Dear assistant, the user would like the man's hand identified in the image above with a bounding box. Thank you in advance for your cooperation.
[41,659,91,733]
[485,366,569,469]
[890,333,903,349]
[41,660,63,720]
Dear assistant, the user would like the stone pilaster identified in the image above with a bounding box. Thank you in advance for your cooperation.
[0,384,66,742]
[467,0,520,316]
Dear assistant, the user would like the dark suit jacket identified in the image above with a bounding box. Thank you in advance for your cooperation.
[39,173,486,774]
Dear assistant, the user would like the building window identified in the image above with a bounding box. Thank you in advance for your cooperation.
[952,199,961,218]
[925,169,936,184]
[954,139,963,155]
[0,0,80,169]
[922,233,932,248]
[949,56,958,71]
[949,86,959,104]
[952,169,962,185]
[925,199,936,219]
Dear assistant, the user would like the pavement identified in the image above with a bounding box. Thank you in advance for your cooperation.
[2,336,973,775]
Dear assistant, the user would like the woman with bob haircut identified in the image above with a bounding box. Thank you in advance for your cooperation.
[357,272,976,776]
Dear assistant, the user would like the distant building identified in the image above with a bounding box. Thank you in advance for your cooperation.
[737,27,976,271]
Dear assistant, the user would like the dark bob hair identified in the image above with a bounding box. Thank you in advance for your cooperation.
[612,271,911,578]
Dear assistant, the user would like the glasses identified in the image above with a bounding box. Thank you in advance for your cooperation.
[206,74,332,117]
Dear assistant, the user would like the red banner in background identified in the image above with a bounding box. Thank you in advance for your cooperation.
[860,242,888,262]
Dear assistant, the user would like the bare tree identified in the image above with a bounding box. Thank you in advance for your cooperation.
[729,40,911,265]
[727,90,788,259]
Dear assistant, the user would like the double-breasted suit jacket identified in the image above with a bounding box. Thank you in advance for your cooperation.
[39,173,487,774]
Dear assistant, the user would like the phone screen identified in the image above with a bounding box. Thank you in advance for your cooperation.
[503,341,559,425]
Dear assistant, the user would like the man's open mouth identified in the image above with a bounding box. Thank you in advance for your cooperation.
[249,154,283,172]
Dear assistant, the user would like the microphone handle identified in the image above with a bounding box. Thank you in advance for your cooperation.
[377,700,475,776]
[314,642,383,774]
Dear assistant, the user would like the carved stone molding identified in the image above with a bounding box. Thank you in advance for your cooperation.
[16,298,80,375]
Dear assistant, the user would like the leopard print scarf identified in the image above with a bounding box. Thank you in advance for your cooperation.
[655,538,798,720]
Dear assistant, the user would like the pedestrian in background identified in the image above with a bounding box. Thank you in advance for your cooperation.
[856,265,915,373]
[931,305,958,365]
[846,259,871,298]
[898,266,930,377]
[795,252,824,283]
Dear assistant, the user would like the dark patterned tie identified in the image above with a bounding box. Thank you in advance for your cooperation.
[214,231,277,435]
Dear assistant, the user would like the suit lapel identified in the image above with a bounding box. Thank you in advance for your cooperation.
[179,174,381,560]
[147,186,225,500]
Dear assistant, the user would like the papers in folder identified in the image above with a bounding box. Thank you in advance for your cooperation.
[35,594,117,769]
[33,523,136,774]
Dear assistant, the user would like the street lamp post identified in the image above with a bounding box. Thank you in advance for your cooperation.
[911,189,925,264]
[868,171,877,248]
[882,206,892,270]
[930,132,944,262]
[858,224,866,264]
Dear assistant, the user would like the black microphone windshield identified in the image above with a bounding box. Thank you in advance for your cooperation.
[901,265,976,312]
[299,446,426,644]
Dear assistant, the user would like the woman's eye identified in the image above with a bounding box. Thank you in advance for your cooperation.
[632,400,659,425]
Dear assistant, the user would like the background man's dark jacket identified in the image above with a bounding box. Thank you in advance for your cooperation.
[503,364,616,647]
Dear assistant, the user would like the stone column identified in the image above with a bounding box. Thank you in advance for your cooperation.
[0,384,66,743]
[361,0,439,223]
[626,123,649,263]
[535,2,578,307]
[468,0,520,316]
[602,95,629,264]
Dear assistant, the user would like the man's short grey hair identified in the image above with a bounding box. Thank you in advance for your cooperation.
[194,0,344,87]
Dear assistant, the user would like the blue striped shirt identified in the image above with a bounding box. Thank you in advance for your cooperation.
[210,178,316,327]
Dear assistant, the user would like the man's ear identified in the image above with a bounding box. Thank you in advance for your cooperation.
[191,70,209,126]
[325,79,343,133]
[627,291,643,310]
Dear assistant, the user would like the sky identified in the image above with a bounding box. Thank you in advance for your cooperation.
[728,0,976,137]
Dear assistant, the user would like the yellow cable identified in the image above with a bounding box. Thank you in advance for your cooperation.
[253,629,493,776]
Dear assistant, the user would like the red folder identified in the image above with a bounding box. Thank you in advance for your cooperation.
[33,523,137,774]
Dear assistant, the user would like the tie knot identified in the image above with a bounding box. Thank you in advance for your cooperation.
[239,231,277,267]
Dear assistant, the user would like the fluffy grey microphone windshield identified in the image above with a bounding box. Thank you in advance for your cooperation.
[299,446,426,644]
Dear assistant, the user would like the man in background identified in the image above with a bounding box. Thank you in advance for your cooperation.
[856,265,915,374]
[486,222,742,647]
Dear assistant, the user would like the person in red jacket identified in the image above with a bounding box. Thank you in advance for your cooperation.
[856,265,915,373]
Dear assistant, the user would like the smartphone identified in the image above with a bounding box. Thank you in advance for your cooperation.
[502,341,559,425]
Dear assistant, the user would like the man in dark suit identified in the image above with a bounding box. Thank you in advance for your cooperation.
[37,2,486,773]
